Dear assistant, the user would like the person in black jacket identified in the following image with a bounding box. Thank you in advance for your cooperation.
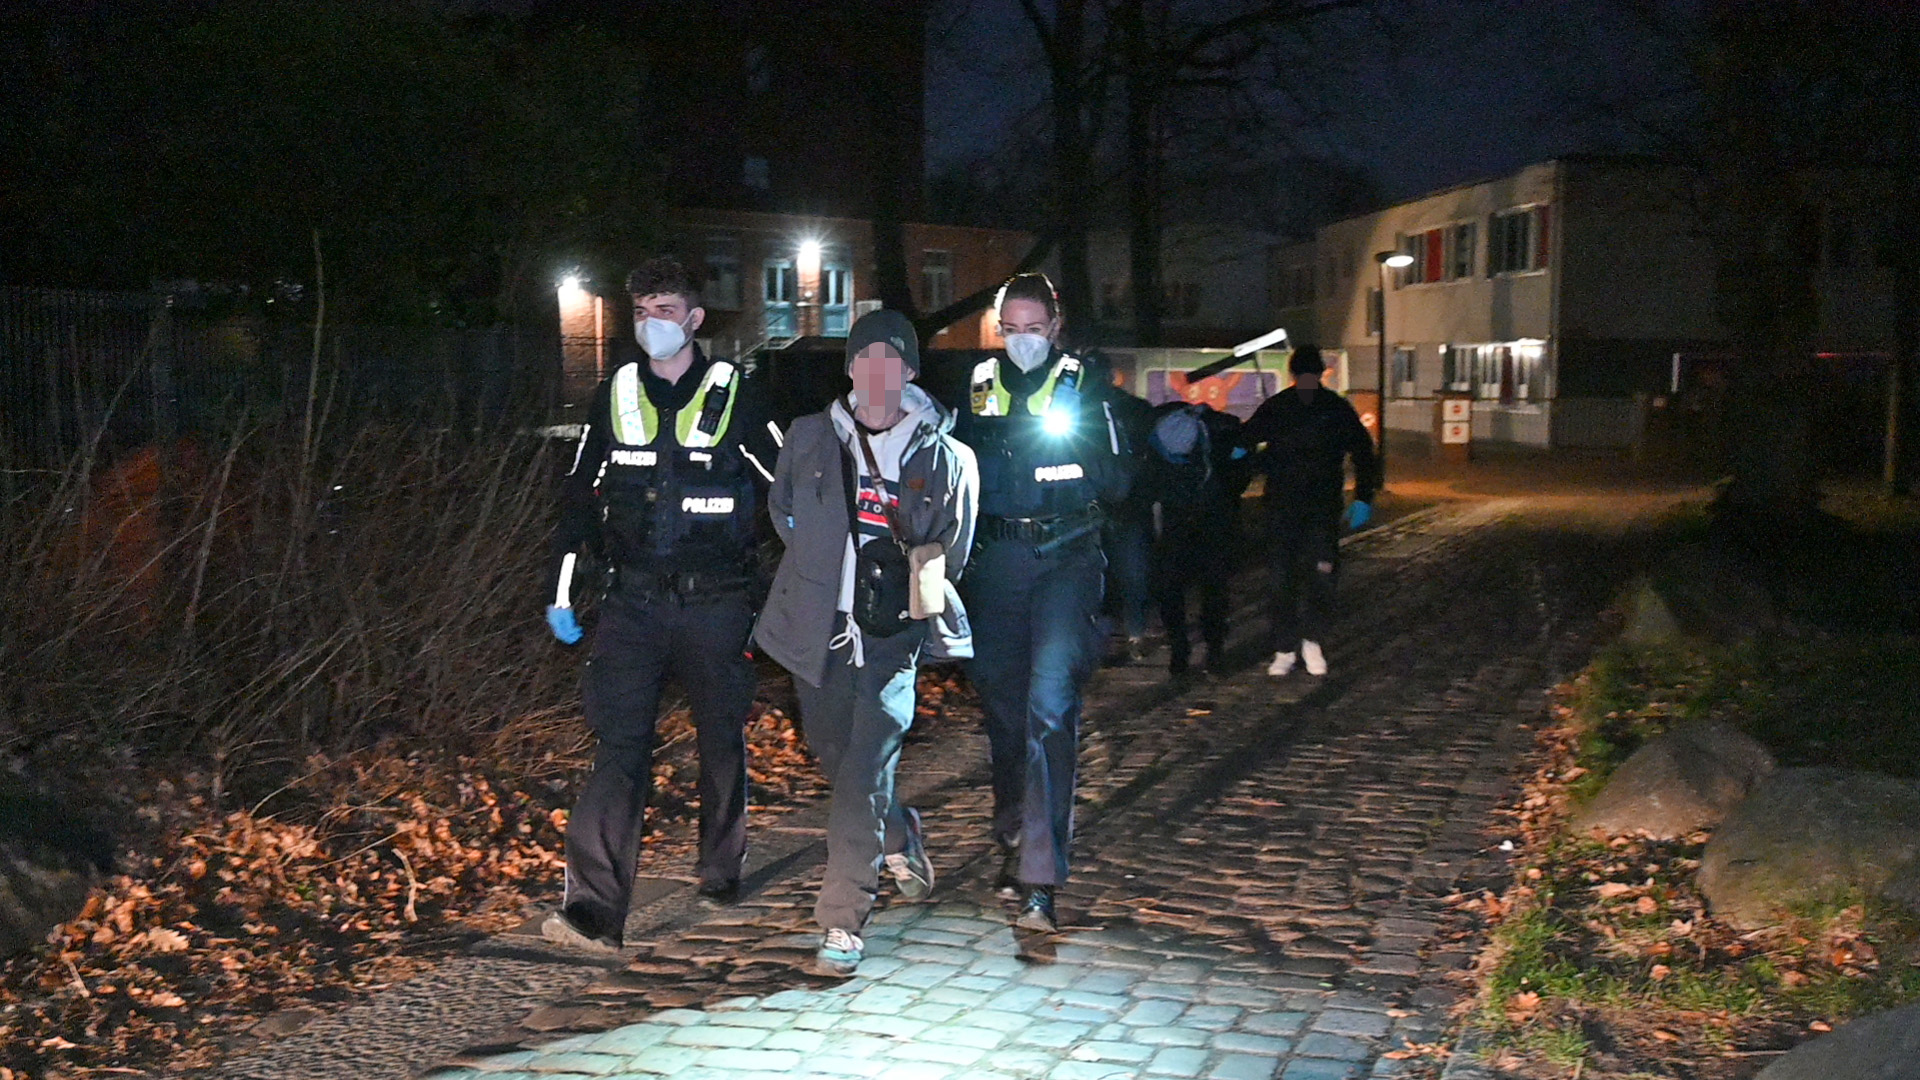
[540,257,780,954]
[1137,401,1249,677]
[1240,345,1379,679]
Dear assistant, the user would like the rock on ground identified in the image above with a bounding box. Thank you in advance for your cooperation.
[1755,1001,1920,1080]
[1651,542,1778,644]
[1570,721,1774,840]
[0,783,114,956]
[1699,767,1920,929]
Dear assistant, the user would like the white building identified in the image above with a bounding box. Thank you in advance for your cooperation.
[1312,155,1910,450]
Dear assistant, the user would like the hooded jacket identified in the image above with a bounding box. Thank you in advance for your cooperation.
[755,383,979,689]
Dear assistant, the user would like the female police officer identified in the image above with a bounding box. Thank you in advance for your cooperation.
[955,273,1130,932]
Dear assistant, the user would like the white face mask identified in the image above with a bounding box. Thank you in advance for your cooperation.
[1004,333,1052,372]
[636,315,691,361]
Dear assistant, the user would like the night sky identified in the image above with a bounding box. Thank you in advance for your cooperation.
[929,0,1694,207]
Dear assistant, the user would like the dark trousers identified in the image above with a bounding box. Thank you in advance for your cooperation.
[792,617,923,933]
[965,536,1104,886]
[563,586,754,942]
[1104,512,1152,638]
[1153,528,1229,663]
[1266,512,1340,654]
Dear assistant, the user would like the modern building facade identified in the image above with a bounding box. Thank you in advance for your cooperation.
[1307,155,1907,449]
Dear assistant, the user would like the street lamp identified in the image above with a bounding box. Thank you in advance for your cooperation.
[1375,251,1414,487]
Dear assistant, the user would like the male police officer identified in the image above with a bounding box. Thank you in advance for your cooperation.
[1241,344,1378,679]
[541,257,779,953]
[957,273,1130,932]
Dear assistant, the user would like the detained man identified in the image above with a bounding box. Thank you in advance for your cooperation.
[754,310,979,976]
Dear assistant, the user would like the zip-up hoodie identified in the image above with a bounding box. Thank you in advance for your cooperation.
[756,383,979,688]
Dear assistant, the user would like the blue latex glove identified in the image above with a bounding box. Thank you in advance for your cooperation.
[545,605,583,645]
[1343,500,1373,531]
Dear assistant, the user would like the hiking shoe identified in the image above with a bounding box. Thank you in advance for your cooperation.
[813,928,863,977]
[1301,640,1327,676]
[1014,886,1058,933]
[540,910,623,957]
[1266,650,1297,677]
[884,807,934,900]
[994,842,1022,899]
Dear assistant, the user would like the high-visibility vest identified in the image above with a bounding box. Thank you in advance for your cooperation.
[611,359,739,448]
[969,354,1083,418]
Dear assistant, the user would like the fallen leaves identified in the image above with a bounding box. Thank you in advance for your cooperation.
[0,674,883,1078]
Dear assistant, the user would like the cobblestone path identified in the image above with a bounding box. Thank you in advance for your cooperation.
[217,495,1673,1080]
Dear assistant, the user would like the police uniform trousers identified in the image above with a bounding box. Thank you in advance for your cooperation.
[1265,507,1341,654]
[563,582,754,941]
[1153,522,1232,663]
[792,615,922,934]
[965,533,1105,886]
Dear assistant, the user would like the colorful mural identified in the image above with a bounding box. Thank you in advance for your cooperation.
[1143,369,1282,419]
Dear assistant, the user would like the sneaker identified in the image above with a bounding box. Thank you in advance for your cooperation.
[1014,886,1058,933]
[540,909,623,957]
[1301,640,1327,676]
[994,842,1022,899]
[1266,650,1297,677]
[1126,635,1150,663]
[813,928,863,977]
[697,878,741,904]
[884,807,934,900]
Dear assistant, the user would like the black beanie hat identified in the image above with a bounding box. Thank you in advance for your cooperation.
[845,309,921,378]
[1288,344,1326,375]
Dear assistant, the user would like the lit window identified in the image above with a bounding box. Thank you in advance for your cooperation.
[1489,206,1549,275]
[921,250,953,311]
[1392,346,1416,399]
[743,156,770,191]
[1446,222,1476,280]
[704,235,742,310]
[744,44,770,94]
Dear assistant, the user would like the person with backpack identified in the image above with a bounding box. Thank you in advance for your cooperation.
[753,310,979,977]
[1137,402,1250,677]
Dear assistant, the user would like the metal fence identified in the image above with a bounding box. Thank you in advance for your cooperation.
[1,286,562,468]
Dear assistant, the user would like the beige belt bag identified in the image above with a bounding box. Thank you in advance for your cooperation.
[908,543,946,620]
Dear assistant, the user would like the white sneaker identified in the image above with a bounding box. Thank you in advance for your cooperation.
[1266,651,1297,677]
[1301,640,1327,676]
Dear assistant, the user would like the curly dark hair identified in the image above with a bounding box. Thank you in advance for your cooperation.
[625,257,702,307]
[995,271,1060,319]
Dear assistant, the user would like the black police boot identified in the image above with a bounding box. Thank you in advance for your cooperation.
[1015,885,1058,933]
[994,841,1021,900]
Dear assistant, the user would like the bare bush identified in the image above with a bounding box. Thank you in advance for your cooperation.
[1,419,576,801]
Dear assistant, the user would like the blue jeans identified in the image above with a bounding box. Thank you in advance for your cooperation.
[964,535,1105,885]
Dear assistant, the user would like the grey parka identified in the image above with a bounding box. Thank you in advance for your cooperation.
[754,386,979,689]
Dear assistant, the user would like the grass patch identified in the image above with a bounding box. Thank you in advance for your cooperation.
[1466,585,1920,1077]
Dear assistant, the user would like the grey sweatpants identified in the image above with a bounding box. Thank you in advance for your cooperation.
[793,616,924,933]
